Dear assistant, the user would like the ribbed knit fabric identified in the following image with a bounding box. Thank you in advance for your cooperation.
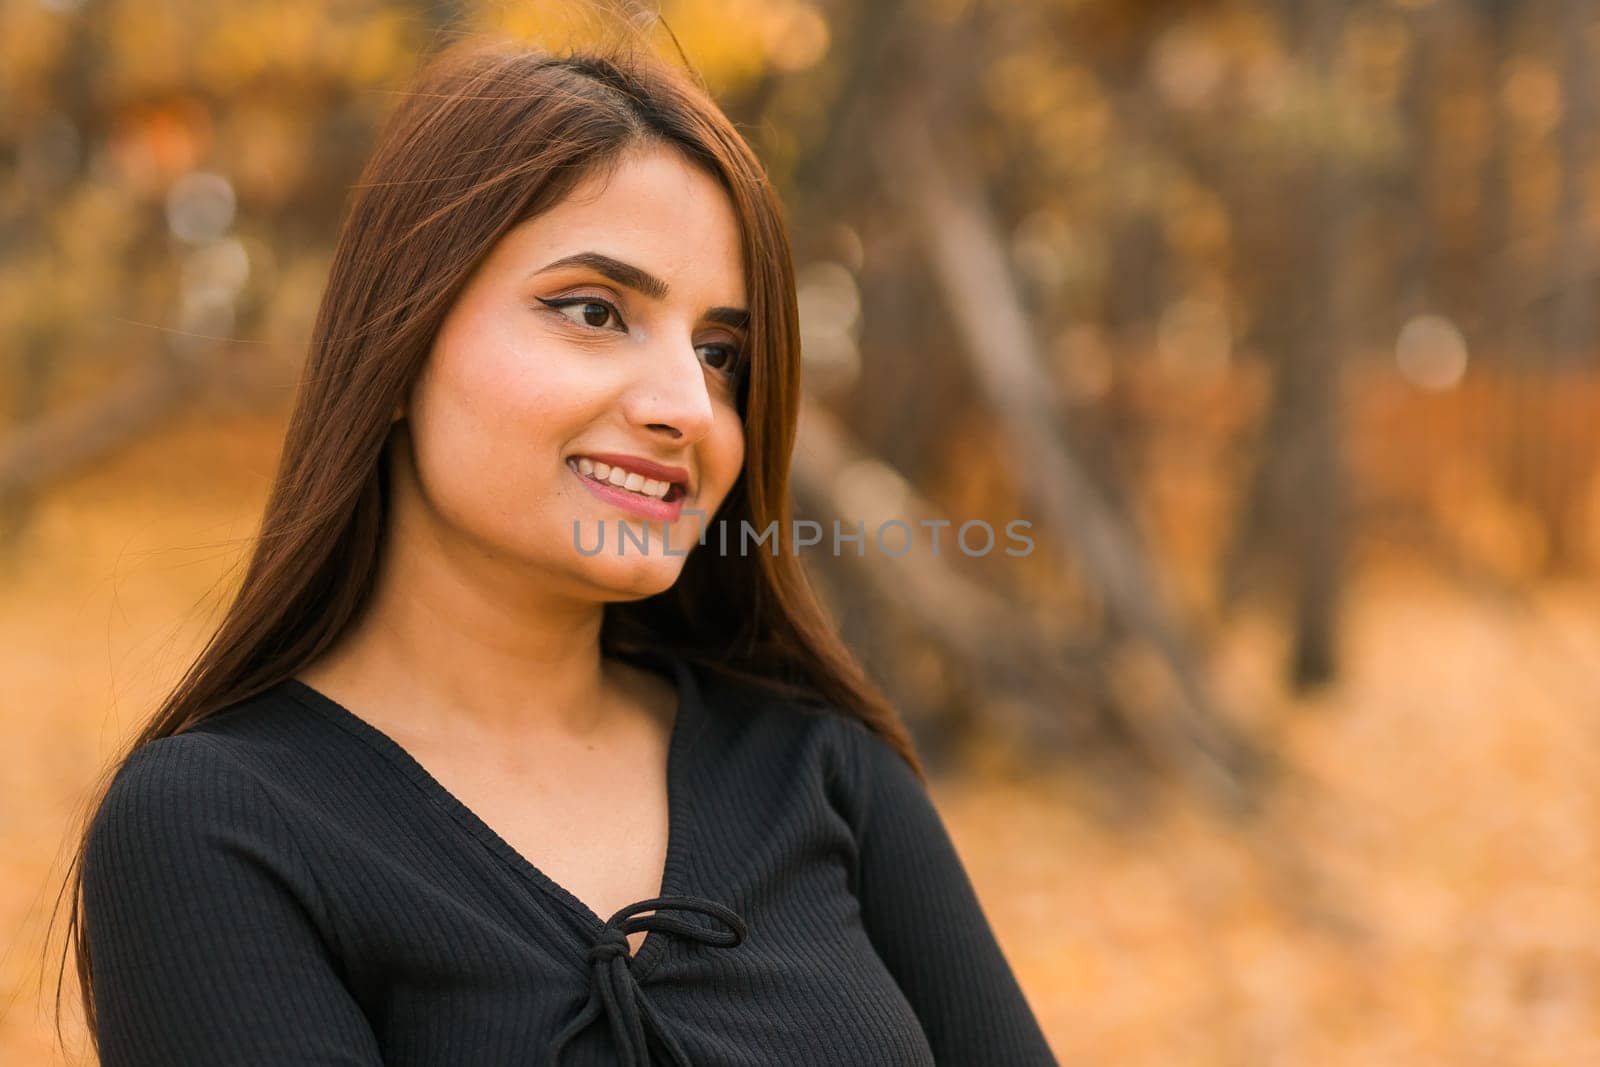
[82,649,1059,1066]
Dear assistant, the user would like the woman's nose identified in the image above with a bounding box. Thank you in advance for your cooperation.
[623,340,717,441]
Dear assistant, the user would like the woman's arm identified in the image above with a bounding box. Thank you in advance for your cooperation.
[82,733,385,1066]
[835,714,1060,1064]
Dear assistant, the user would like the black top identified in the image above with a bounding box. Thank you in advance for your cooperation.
[82,650,1058,1065]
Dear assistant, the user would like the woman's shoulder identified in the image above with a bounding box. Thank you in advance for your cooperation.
[690,659,851,741]
[91,729,269,836]
[86,684,331,850]
[82,736,289,909]
[686,659,909,792]
[80,706,341,981]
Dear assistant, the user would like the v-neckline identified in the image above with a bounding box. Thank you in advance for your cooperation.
[279,648,699,980]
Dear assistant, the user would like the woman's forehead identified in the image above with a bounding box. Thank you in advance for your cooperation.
[504,148,746,296]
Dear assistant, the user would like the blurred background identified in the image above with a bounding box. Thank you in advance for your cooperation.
[4,0,1600,1062]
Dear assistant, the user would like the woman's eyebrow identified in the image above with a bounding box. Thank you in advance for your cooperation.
[706,307,750,332]
[530,250,748,331]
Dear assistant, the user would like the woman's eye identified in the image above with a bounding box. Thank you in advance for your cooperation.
[699,342,743,376]
[538,296,624,331]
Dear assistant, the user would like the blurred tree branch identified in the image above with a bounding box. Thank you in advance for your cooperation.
[859,22,1270,814]
[0,352,212,507]
[790,397,1111,760]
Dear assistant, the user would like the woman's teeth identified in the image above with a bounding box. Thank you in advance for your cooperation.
[569,457,674,500]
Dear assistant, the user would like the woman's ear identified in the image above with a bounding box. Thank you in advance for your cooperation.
[391,403,405,424]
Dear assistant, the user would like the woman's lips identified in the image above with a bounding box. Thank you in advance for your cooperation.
[569,462,688,524]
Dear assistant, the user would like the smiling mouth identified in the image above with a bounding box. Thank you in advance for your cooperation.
[566,457,688,502]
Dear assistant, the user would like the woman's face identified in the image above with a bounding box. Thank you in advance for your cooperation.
[395,142,749,602]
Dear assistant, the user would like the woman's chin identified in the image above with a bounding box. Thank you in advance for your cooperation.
[579,554,688,599]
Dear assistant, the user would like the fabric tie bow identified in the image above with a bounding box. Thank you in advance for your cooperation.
[546,894,748,1066]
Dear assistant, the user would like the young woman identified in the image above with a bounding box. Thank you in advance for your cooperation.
[62,35,1058,1067]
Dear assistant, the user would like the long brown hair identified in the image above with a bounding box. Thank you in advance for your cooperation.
[51,31,920,1058]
